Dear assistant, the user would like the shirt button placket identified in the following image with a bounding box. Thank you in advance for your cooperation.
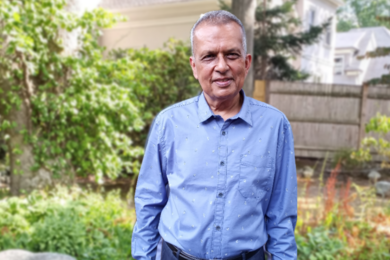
[211,126,228,258]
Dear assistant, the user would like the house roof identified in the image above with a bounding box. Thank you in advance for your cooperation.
[335,31,366,50]
[99,0,199,9]
[335,27,390,54]
[334,27,390,83]
[349,27,390,48]
[325,0,343,7]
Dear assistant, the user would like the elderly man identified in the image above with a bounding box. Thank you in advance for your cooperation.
[132,10,297,260]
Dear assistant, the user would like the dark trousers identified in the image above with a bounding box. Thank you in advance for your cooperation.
[161,240,265,260]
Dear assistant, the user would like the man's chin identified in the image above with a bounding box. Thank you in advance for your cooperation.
[209,90,240,101]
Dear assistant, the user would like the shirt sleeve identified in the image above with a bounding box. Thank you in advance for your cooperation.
[132,116,168,260]
[265,117,298,260]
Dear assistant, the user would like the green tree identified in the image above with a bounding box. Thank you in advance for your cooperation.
[254,0,329,80]
[0,0,146,195]
[109,39,200,146]
[109,39,200,206]
[220,0,329,80]
[337,0,390,32]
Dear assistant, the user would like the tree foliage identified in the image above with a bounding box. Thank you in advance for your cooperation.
[109,40,200,147]
[220,0,329,81]
[0,0,200,195]
[0,0,146,187]
[337,0,390,32]
[106,40,200,206]
[254,0,329,80]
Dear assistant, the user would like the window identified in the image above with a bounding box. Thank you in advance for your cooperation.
[325,18,332,45]
[309,9,316,26]
[334,56,344,75]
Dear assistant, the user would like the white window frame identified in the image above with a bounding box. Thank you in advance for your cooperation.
[324,19,332,46]
[334,56,344,75]
[309,8,316,26]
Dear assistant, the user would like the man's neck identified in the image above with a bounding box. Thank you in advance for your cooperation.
[204,92,243,121]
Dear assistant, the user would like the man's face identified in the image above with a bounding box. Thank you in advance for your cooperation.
[190,22,252,102]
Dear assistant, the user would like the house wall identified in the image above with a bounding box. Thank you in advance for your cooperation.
[333,50,360,85]
[99,0,220,51]
[300,0,340,84]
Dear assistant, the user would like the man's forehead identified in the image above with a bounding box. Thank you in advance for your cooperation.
[194,21,242,38]
[193,22,244,53]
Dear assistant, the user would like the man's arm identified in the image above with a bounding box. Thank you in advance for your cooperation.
[265,117,298,260]
[132,117,168,260]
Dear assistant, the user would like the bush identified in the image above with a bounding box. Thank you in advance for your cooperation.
[109,39,201,147]
[296,227,345,260]
[0,186,135,260]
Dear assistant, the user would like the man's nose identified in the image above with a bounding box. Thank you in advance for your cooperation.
[215,55,229,73]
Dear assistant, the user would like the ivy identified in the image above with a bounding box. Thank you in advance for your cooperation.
[0,0,147,182]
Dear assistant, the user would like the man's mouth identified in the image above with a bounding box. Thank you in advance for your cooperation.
[213,78,233,87]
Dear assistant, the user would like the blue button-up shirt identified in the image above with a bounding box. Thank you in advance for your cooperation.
[132,90,297,260]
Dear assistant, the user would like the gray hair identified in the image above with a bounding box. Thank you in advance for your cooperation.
[190,10,247,57]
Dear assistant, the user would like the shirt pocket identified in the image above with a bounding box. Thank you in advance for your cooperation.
[238,154,274,200]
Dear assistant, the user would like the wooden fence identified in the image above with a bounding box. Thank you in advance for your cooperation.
[254,81,390,158]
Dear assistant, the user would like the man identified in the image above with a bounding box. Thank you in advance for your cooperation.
[132,10,297,260]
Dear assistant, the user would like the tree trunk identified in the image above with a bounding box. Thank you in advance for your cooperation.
[259,56,267,80]
[259,0,267,80]
[0,78,52,196]
[232,0,256,97]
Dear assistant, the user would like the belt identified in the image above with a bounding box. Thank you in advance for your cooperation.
[166,242,261,260]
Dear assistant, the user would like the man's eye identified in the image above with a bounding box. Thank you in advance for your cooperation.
[227,53,239,59]
[203,55,214,60]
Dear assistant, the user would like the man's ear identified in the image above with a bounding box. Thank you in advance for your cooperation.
[189,56,198,80]
[245,54,252,75]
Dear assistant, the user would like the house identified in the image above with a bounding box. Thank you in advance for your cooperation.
[333,26,390,85]
[293,0,343,84]
[98,0,219,51]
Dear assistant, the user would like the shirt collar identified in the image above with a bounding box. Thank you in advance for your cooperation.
[197,90,252,126]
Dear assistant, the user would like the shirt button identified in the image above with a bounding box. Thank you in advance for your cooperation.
[220,161,225,166]
[216,226,221,231]
[222,131,226,136]
[218,192,223,197]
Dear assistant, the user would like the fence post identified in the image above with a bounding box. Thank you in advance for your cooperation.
[358,83,369,149]
[265,80,270,104]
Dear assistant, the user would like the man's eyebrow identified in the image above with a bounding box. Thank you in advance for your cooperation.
[226,48,242,54]
[200,48,242,56]
[199,50,217,58]
[199,50,217,57]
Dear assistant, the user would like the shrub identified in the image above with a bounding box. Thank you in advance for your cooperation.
[0,186,135,260]
[296,227,345,260]
[352,113,390,168]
